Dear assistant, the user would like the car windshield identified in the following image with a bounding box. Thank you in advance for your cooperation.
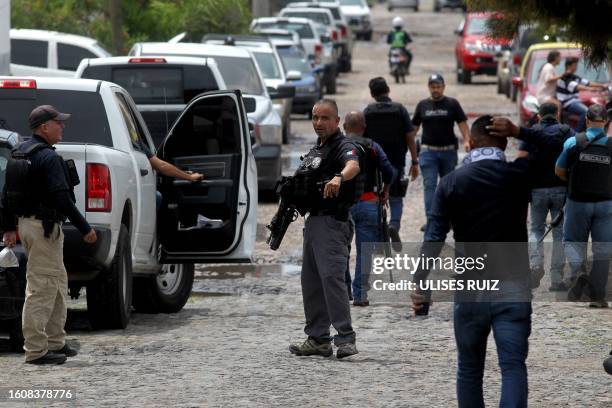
[253,52,283,80]
[338,0,363,6]
[255,22,314,39]
[529,52,610,85]
[0,89,112,146]
[466,17,490,35]
[283,11,331,26]
[212,56,265,95]
[278,49,312,73]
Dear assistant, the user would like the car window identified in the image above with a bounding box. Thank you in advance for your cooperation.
[10,39,48,67]
[0,89,112,146]
[466,17,489,35]
[529,54,610,85]
[114,92,150,154]
[57,43,98,71]
[327,7,341,20]
[253,52,282,80]
[338,0,364,5]
[255,22,314,39]
[211,56,264,95]
[282,11,331,26]
[278,49,311,72]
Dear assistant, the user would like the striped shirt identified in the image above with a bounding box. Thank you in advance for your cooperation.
[556,74,589,108]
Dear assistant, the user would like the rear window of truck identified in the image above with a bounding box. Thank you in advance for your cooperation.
[0,89,112,146]
[81,64,219,104]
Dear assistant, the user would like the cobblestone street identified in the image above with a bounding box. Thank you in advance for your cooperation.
[0,1,610,407]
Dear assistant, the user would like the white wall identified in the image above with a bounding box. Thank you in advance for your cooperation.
[0,0,10,75]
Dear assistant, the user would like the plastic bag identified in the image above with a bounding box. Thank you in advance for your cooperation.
[0,247,20,268]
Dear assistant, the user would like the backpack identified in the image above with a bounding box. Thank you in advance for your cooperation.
[4,142,50,213]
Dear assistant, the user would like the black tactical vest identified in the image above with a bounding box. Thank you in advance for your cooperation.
[351,136,378,196]
[568,132,612,202]
[364,101,406,167]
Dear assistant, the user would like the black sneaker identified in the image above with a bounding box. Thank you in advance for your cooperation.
[388,226,402,252]
[289,338,333,357]
[336,342,358,359]
[353,299,370,307]
[52,344,78,358]
[588,300,609,308]
[420,224,426,232]
[26,351,67,365]
[567,275,590,301]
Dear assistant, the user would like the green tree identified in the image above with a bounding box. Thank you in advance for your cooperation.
[468,0,612,65]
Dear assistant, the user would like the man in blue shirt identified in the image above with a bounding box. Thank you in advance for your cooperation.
[343,111,396,306]
[517,103,574,291]
[555,104,611,308]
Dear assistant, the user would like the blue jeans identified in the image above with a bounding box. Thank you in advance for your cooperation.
[420,149,458,221]
[350,201,381,301]
[388,166,404,230]
[563,198,612,300]
[564,101,588,132]
[454,302,532,408]
[528,187,566,285]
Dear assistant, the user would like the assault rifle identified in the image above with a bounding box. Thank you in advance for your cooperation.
[266,177,301,250]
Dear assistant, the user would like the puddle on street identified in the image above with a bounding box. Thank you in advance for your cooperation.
[195,264,301,280]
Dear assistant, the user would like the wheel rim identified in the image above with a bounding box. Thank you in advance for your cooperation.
[156,264,184,296]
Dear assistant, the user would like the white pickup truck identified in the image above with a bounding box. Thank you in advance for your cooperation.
[0,77,257,329]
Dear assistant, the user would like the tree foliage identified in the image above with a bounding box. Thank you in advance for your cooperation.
[468,0,612,66]
[11,0,252,54]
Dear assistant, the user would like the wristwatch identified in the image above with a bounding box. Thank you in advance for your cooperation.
[335,172,344,183]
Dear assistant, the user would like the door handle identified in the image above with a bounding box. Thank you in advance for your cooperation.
[140,169,149,176]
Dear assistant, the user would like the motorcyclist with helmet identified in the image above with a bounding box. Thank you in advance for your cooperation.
[387,16,413,75]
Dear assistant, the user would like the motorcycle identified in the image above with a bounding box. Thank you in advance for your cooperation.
[389,48,408,84]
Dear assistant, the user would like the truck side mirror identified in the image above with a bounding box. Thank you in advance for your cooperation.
[243,97,257,113]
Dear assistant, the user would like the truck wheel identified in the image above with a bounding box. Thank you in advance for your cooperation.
[282,120,291,144]
[87,225,132,329]
[133,264,194,313]
[461,69,472,84]
[8,317,24,352]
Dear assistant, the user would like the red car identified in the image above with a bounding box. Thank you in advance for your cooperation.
[454,12,510,84]
[512,43,610,126]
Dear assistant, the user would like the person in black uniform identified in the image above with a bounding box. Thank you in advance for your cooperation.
[1,105,97,365]
[289,99,361,359]
[413,74,470,231]
[363,77,418,248]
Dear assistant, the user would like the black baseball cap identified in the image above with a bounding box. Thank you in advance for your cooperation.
[428,74,445,85]
[586,104,608,122]
[29,105,71,129]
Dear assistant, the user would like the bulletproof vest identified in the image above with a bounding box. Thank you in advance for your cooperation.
[568,132,612,202]
[364,102,406,166]
[293,137,358,213]
[351,136,379,195]
[390,31,407,48]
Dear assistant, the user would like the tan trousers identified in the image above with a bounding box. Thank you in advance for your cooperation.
[18,217,67,362]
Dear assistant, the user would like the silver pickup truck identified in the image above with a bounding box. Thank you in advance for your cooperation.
[0,77,257,330]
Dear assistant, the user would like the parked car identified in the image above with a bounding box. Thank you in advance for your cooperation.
[512,43,610,126]
[129,42,284,192]
[284,2,354,72]
[0,76,257,329]
[275,41,322,115]
[454,12,511,84]
[434,0,466,12]
[202,34,298,144]
[76,56,225,148]
[10,29,111,77]
[387,0,419,12]
[251,17,338,94]
[337,0,372,41]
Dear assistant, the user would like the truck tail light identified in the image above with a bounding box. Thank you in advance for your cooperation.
[332,30,338,41]
[340,25,348,38]
[0,79,37,89]
[128,57,166,63]
[315,44,322,55]
[86,163,112,212]
[513,54,521,66]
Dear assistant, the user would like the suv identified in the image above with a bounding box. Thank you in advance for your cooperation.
[129,42,284,192]
[76,56,225,148]
[251,17,338,94]
[10,29,111,77]
[336,0,372,41]
[202,35,298,144]
[454,12,510,84]
[0,76,257,329]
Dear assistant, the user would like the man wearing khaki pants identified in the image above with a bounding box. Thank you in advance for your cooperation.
[2,105,97,365]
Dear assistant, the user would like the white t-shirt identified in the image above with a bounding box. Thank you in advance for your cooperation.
[536,62,557,103]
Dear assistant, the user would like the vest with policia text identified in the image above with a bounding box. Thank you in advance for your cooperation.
[568,132,612,202]
[364,101,406,167]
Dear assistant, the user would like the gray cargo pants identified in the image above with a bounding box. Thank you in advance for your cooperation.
[301,215,356,345]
